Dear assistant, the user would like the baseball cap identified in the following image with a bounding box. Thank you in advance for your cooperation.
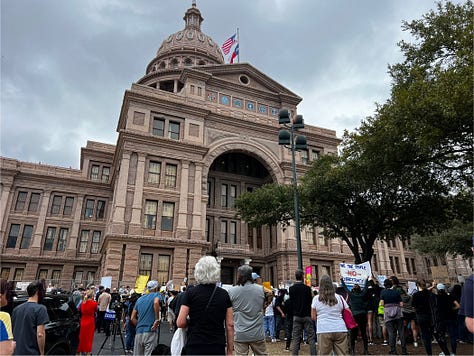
[436,283,445,290]
[251,272,260,280]
[147,280,159,290]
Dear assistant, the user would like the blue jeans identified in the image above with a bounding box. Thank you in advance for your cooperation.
[263,315,275,338]
[291,315,316,355]
[125,318,136,350]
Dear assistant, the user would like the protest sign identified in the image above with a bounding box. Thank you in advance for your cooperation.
[135,275,150,293]
[407,281,417,295]
[340,261,371,290]
[101,276,112,289]
[305,266,312,287]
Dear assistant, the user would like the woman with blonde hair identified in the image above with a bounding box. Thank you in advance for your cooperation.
[311,274,348,355]
[176,256,234,355]
[76,288,98,355]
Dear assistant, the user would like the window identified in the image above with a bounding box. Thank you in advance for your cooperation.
[83,198,106,220]
[1,268,10,280]
[15,192,28,211]
[165,164,177,188]
[318,227,328,246]
[74,271,83,284]
[90,165,100,180]
[28,193,41,212]
[207,180,214,207]
[51,270,61,285]
[221,184,228,207]
[229,185,237,208]
[43,227,56,251]
[205,218,210,242]
[91,231,101,253]
[63,197,74,215]
[220,220,227,243]
[301,149,309,164]
[6,224,20,248]
[96,200,106,219]
[148,161,161,184]
[311,150,320,161]
[394,256,401,274]
[256,227,262,249]
[405,258,411,274]
[230,221,237,244]
[389,256,395,273]
[86,272,95,285]
[37,269,48,280]
[168,122,180,140]
[139,253,153,276]
[161,202,175,231]
[305,226,316,244]
[13,268,24,281]
[248,226,254,248]
[101,167,110,183]
[144,200,158,229]
[79,230,89,253]
[51,195,63,214]
[56,228,68,251]
[157,255,170,285]
[411,258,417,275]
[20,225,33,249]
[152,118,165,137]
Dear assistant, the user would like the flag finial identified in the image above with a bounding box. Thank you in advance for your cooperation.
[192,0,196,7]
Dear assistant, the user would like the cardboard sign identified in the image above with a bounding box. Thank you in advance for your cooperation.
[135,275,150,294]
[340,261,371,290]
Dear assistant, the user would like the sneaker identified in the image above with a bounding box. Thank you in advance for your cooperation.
[439,353,445,356]
[383,340,388,346]
[271,338,277,343]
[285,347,290,352]
[413,342,418,347]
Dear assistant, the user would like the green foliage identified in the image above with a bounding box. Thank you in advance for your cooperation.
[235,183,294,228]
[411,220,474,259]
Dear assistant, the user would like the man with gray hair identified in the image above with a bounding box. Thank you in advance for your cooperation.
[131,280,161,355]
[228,264,268,355]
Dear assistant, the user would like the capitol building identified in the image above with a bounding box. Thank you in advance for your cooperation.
[0,3,470,290]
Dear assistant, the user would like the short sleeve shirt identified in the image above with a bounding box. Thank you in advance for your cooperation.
[312,294,348,333]
[12,301,49,355]
[0,312,12,341]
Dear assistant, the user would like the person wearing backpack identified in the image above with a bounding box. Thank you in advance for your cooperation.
[380,279,407,355]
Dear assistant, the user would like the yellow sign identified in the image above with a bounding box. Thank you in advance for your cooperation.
[135,275,150,294]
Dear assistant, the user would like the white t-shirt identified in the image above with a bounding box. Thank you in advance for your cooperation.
[311,294,348,333]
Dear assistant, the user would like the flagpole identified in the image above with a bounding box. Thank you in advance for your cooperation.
[237,27,240,63]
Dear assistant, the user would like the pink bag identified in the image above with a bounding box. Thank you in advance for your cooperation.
[339,296,358,330]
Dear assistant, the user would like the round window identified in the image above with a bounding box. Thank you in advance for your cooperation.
[239,75,249,85]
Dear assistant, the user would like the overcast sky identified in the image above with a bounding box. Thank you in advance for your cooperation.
[1,0,453,168]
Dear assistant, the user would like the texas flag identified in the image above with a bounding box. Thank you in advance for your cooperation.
[230,44,239,64]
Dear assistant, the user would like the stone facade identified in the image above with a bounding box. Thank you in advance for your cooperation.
[0,3,470,291]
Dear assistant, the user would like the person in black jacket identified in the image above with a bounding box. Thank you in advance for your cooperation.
[342,278,370,355]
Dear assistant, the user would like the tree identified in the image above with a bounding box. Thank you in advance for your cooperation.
[235,1,473,264]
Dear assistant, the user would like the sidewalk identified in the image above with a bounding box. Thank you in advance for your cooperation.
[92,320,173,355]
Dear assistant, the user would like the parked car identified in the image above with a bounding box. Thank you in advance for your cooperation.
[13,293,80,355]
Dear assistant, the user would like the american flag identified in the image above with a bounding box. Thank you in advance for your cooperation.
[221,33,237,55]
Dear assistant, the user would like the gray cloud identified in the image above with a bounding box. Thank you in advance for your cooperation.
[1,0,452,168]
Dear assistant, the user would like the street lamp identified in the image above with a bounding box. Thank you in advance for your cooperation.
[278,109,307,271]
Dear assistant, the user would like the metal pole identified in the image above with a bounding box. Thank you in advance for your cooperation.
[290,125,303,270]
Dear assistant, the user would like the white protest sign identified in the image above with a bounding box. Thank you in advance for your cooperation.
[100,276,112,289]
[407,281,417,295]
[340,261,372,290]
[376,274,387,287]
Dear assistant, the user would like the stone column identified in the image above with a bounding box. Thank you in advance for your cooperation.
[190,164,203,239]
[398,239,408,276]
[31,191,51,253]
[110,153,131,234]
[0,179,13,233]
[66,194,84,257]
[176,161,190,238]
[129,154,145,234]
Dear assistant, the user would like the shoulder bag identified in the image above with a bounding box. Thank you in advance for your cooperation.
[338,295,358,330]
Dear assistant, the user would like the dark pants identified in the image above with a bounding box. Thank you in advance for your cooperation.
[285,315,293,349]
[275,314,285,340]
[351,313,369,354]
[184,343,225,355]
[385,318,407,354]
[291,315,316,355]
[433,321,451,356]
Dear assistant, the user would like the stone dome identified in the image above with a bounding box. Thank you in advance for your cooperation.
[145,2,224,74]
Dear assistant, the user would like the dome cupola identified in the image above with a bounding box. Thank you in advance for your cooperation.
[145,1,224,74]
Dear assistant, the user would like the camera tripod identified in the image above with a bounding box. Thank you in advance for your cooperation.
[98,314,126,355]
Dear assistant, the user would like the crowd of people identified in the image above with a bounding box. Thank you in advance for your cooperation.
[0,253,472,356]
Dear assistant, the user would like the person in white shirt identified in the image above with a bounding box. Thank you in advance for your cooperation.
[311,275,348,355]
